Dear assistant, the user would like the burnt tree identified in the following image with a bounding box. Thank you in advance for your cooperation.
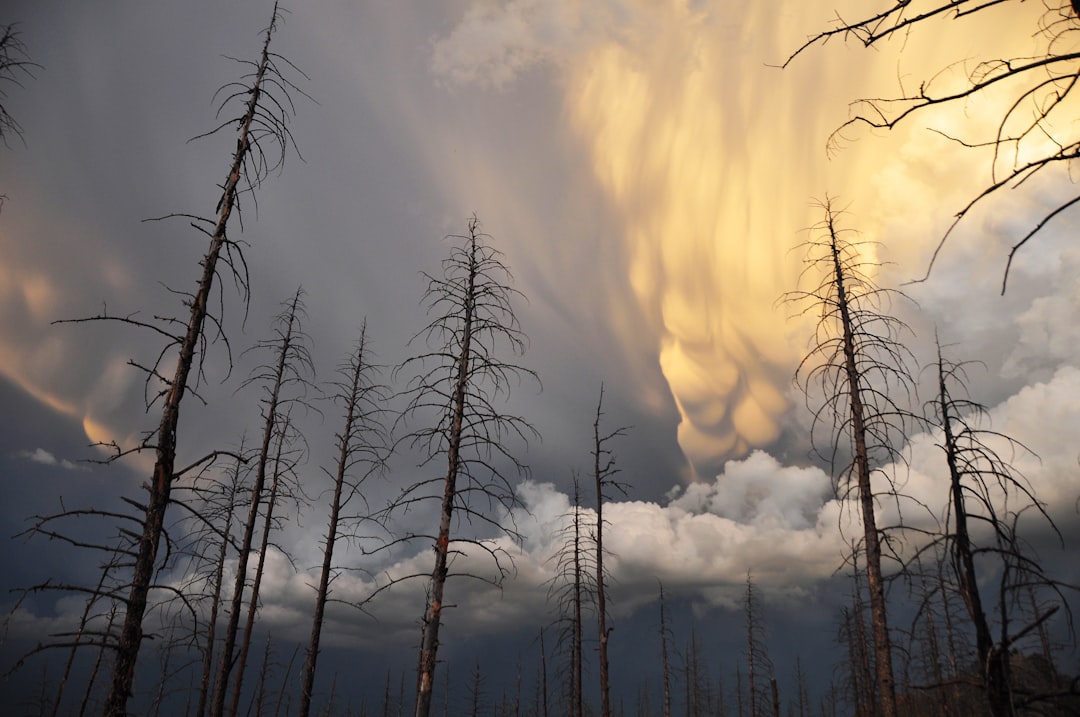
[392,215,539,717]
[789,200,919,717]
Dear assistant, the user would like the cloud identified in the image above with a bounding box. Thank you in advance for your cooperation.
[430,0,642,88]
[18,447,86,471]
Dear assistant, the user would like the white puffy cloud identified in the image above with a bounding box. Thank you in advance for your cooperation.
[17,447,85,471]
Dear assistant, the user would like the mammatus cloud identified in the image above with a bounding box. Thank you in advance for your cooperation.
[430,0,1068,475]
[434,1,822,470]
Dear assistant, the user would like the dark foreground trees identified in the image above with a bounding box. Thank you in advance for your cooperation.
[214,287,315,717]
[299,323,388,717]
[785,0,1080,290]
[590,385,628,717]
[392,215,539,717]
[789,200,919,717]
[61,6,305,713]
[917,339,1072,715]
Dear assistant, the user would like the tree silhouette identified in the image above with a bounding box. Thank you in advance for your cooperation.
[548,478,594,717]
[590,384,629,717]
[298,323,389,717]
[916,338,1072,714]
[788,200,920,717]
[25,5,309,712]
[390,215,539,717]
[214,287,315,717]
[0,22,37,150]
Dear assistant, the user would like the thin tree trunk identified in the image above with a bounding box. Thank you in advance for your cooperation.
[229,417,291,717]
[414,234,477,717]
[213,290,302,717]
[412,258,473,717]
[937,348,1008,717]
[104,9,281,715]
[540,627,548,717]
[80,603,118,716]
[299,330,376,717]
[196,453,243,717]
[572,485,584,717]
[274,644,300,717]
[829,226,898,717]
[747,586,757,717]
[53,554,119,717]
[659,583,671,717]
[594,389,611,717]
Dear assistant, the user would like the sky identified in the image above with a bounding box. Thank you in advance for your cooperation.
[1,0,1079,714]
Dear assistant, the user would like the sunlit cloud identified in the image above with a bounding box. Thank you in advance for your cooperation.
[430,0,1073,479]
[17,447,86,471]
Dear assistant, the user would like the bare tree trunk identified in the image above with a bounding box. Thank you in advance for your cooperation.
[80,604,118,716]
[299,327,382,717]
[849,560,876,716]
[196,453,244,717]
[412,223,482,717]
[591,385,625,717]
[540,627,549,717]
[274,644,300,717]
[468,660,483,717]
[414,267,473,717]
[402,216,536,717]
[104,8,289,714]
[228,420,291,717]
[659,583,671,717]
[215,290,307,717]
[746,582,757,717]
[571,482,585,717]
[52,553,121,717]
[827,219,898,717]
[793,656,808,717]
[936,348,1008,717]
[250,633,274,717]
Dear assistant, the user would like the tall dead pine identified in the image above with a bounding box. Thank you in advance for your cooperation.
[657,581,672,717]
[215,288,314,717]
[394,215,538,717]
[789,200,917,717]
[298,324,388,717]
[590,384,628,717]
[925,339,1067,715]
[103,7,303,714]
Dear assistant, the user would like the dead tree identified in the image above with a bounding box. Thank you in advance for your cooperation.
[919,339,1071,715]
[658,582,673,717]
[183,449,248,717]
[213,288,315,717]
[298,324,389,717]
[227,408,306,717]
[0,21,38,149]
[743,573,774,717]
[391,215,539,717]
[548,479,594,717]
[784,0,1080,291]
[33,6,308,713]
[538,627,550,717]
[590,384,629,717]
[789,200,920,717]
